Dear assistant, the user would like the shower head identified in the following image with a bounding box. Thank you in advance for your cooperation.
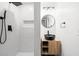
[9,2,23,6]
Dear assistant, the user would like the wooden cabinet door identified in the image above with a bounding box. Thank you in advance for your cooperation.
[48,41,56,55]
[48,41,52,54]
[51,41,56,55]
[48,41,61,55]
[51,41,61,55]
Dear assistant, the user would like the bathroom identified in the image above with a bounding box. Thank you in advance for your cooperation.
[0,2,79,56]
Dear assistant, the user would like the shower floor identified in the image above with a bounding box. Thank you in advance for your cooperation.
[16,52,34,56]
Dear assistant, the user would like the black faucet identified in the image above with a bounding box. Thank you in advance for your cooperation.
[47,30,49,35]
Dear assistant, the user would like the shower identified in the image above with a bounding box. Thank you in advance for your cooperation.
[0,10,7,44]
[0,2,35,56]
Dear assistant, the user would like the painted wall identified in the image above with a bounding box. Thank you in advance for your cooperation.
[0,2,19,56]
[41,2,79,56]
[40,2,56,41]
[56,2,79,56]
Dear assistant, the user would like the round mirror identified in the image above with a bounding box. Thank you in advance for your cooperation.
[42,15,55,28]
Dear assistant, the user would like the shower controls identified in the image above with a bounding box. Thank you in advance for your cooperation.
[8,25,12,32]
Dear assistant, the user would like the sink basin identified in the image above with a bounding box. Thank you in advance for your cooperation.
[44,34,55,40]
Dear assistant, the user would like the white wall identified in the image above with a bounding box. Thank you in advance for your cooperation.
[17,3,34,53]
[40,2,56,41]
[0,2,19,56]
[56,2,79,56]
[41,2,79,56]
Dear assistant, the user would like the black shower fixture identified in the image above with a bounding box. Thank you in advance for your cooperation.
[0,10,7,44]
[9,2,23,6]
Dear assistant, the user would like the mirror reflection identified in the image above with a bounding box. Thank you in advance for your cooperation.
[42,15,55,28]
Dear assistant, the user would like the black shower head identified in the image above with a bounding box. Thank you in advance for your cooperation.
[9,2,23,6]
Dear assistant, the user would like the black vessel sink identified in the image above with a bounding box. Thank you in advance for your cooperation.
[44,34,55,40]
[44,31,55,40]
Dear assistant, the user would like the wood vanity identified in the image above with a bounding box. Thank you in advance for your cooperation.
[41,40,61,56]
